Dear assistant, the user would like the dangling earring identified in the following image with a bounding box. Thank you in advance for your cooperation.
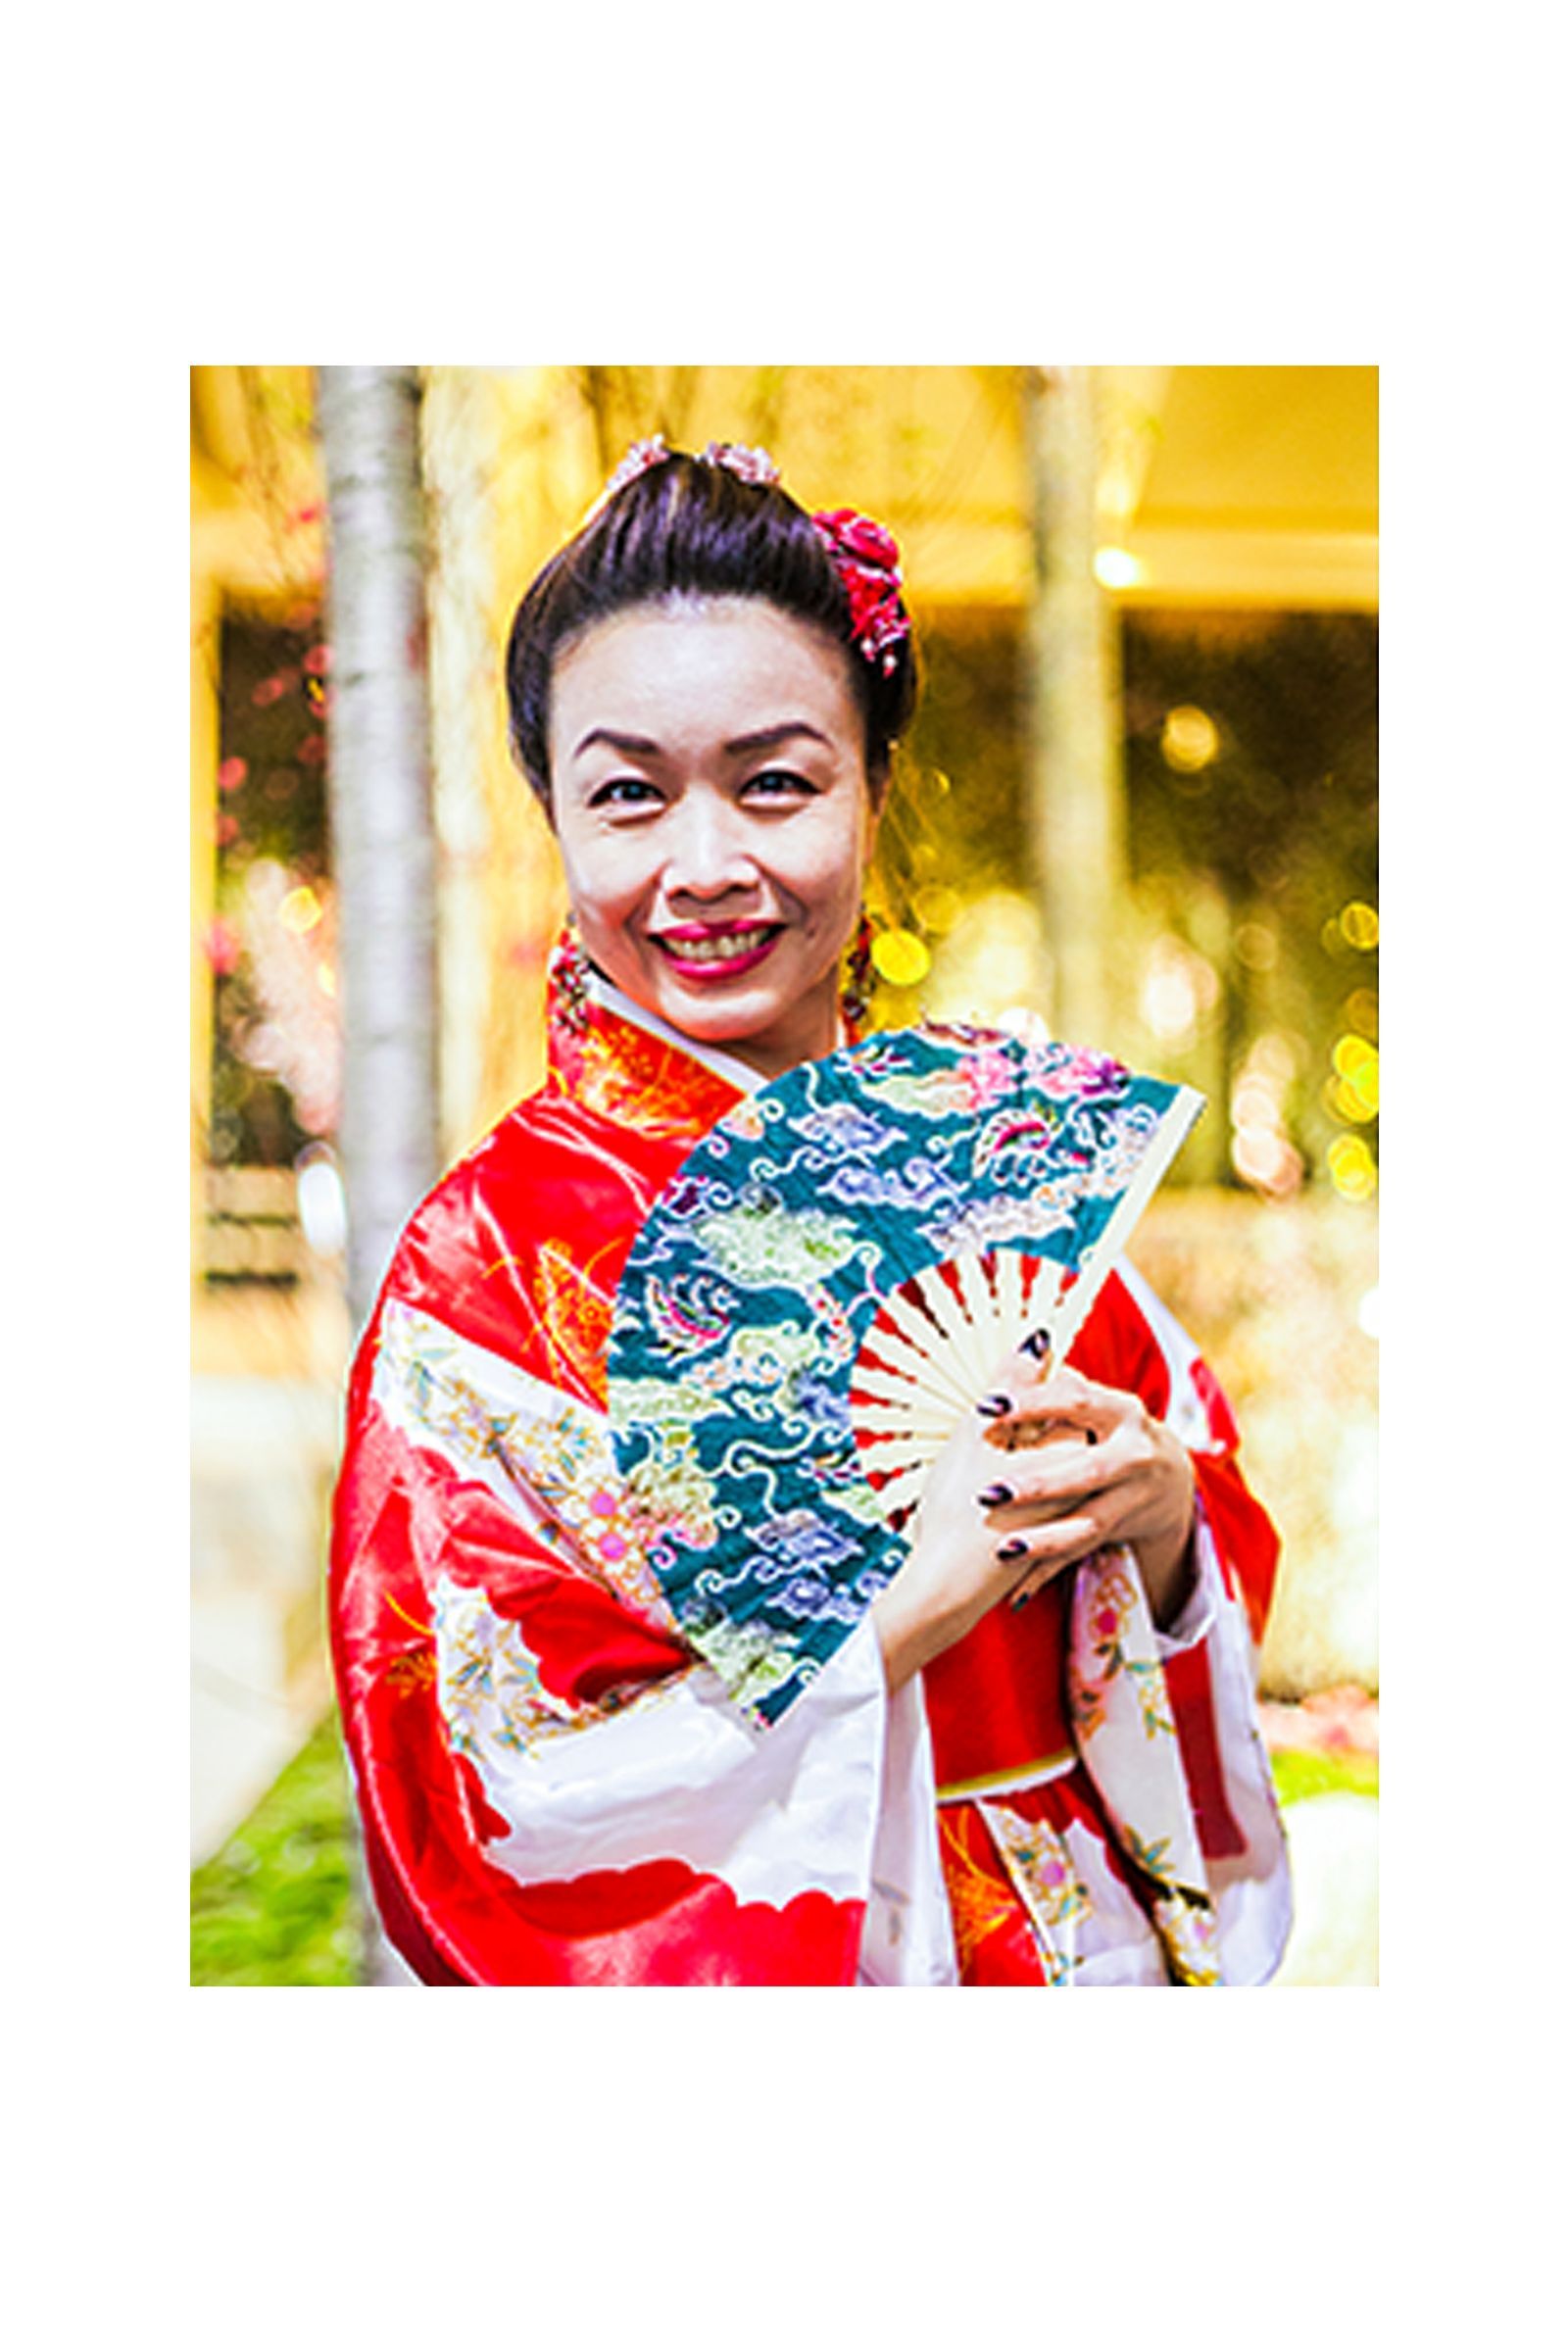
[548,916,592,1042]
[840,907,875,1037]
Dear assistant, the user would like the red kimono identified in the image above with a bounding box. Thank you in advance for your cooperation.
[329,965,1291,1985]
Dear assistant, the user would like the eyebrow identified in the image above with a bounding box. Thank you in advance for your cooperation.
[569,719,833,761]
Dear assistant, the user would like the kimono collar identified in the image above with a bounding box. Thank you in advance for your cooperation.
[543,929,760,1145]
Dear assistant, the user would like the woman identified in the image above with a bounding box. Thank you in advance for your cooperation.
[328,438,1291,1985]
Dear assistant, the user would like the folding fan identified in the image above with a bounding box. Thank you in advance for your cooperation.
[607,1025,1202,1726]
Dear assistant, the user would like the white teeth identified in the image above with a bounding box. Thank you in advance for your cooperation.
[660,926,774,963]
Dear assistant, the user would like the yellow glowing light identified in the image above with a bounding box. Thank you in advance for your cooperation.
[1331,1036,1379,1118]
[1345,987,1379,1038]
[1339,900,1379,950]
[1094,548,1145,590]
[871,928,932,988]
[911,883,960,935]
[1327,1135,1378,1200]
[279,885,323,934]
[1233,921,1277,971]
[1328,1078,1377,1124]
[1160,706,1219,774]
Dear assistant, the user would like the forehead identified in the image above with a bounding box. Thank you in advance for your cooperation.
[550,597,861,757]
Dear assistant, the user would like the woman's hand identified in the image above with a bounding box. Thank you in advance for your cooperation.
[870,1356,1197,1694]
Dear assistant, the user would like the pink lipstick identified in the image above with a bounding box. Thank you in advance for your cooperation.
[653,922,783,982]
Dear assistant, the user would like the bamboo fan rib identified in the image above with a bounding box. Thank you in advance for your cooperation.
[849,1252,1070,1520]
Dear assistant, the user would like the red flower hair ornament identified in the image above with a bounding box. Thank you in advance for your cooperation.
[588,437,911,673]
[809,507,910,677]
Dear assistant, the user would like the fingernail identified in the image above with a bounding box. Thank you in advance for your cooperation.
[977,1394,1011,1418]
[997,1537,1028,1561]
[1008,1589,1033,1611]
[1020,1329,1053,1361]
[977,1483,1013,1507]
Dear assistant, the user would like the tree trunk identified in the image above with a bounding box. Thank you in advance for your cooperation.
[317,366,440,1985]
[1021,366,1132,1053]
[317,368,441,1333]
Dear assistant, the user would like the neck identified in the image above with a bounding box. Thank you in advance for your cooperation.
[704,974,845,1083]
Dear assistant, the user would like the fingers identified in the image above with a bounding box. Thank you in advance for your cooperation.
[995,1517,1107,1605]
[979,1362,1132,1454]
[977,1424,1158,1599]
[977,1421,1145,1521]
[1008,1541,1118,1607]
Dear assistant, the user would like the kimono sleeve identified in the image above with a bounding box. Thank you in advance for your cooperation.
[328,1292,939,1985]
[1070,1262,1292,1984]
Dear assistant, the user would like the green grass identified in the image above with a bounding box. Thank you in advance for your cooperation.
[1269,1745,1379,1805]
[191,1713,361,1985]
[191,1714,1377,1985]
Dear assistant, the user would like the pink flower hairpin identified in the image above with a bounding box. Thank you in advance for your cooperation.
[701,441,782,487]
[584,435,672,520]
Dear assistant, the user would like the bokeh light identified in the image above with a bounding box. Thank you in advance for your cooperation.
[1234,921,1278,971]
[1326,1031,1379,1124]
[279,884,324,934]
[1141,932,1220,1047]
[1327,1134,1378,1200]
[295,1144,348,1257]
[1229,1030,1304,1199]
[1160,705,1220,773]
[1094,548,1144,590]
[871,927,933,988]
[1338,899,1379,950]
[1343,986,1378,1038]
[911,882,960,935]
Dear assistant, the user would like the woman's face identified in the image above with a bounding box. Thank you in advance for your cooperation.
[548,598,878,1079]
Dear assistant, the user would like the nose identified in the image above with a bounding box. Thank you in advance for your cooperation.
[661,791,762,903]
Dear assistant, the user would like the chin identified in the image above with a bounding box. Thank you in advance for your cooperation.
[665,979,837,1075]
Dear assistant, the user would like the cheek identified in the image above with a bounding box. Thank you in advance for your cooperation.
[791,797,872,904]
[557,832,646,928]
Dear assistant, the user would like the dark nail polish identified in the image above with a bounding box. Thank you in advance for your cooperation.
[1021,1329,1053,1361]
[998,1537,1028,1561]
[1008,1589,1033,1611]
[977,1483,1013,1507]
[977,1394,1011,1418]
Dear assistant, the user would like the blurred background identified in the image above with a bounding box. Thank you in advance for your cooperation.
[190,365,1378,1985]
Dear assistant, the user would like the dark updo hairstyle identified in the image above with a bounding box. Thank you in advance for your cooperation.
[505,448,919,809]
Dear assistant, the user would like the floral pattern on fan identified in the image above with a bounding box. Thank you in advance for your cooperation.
[607,1026,1202,1726]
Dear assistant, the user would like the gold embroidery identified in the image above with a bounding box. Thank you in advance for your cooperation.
[578,1022,730,1141]
[534,1237,616,1394]
[938,1812,1024,1975]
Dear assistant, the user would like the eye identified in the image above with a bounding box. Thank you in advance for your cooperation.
[742,767,817,802]
[587,776,662,811]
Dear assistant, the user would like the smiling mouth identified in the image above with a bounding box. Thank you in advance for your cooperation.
[653,923,783,976]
